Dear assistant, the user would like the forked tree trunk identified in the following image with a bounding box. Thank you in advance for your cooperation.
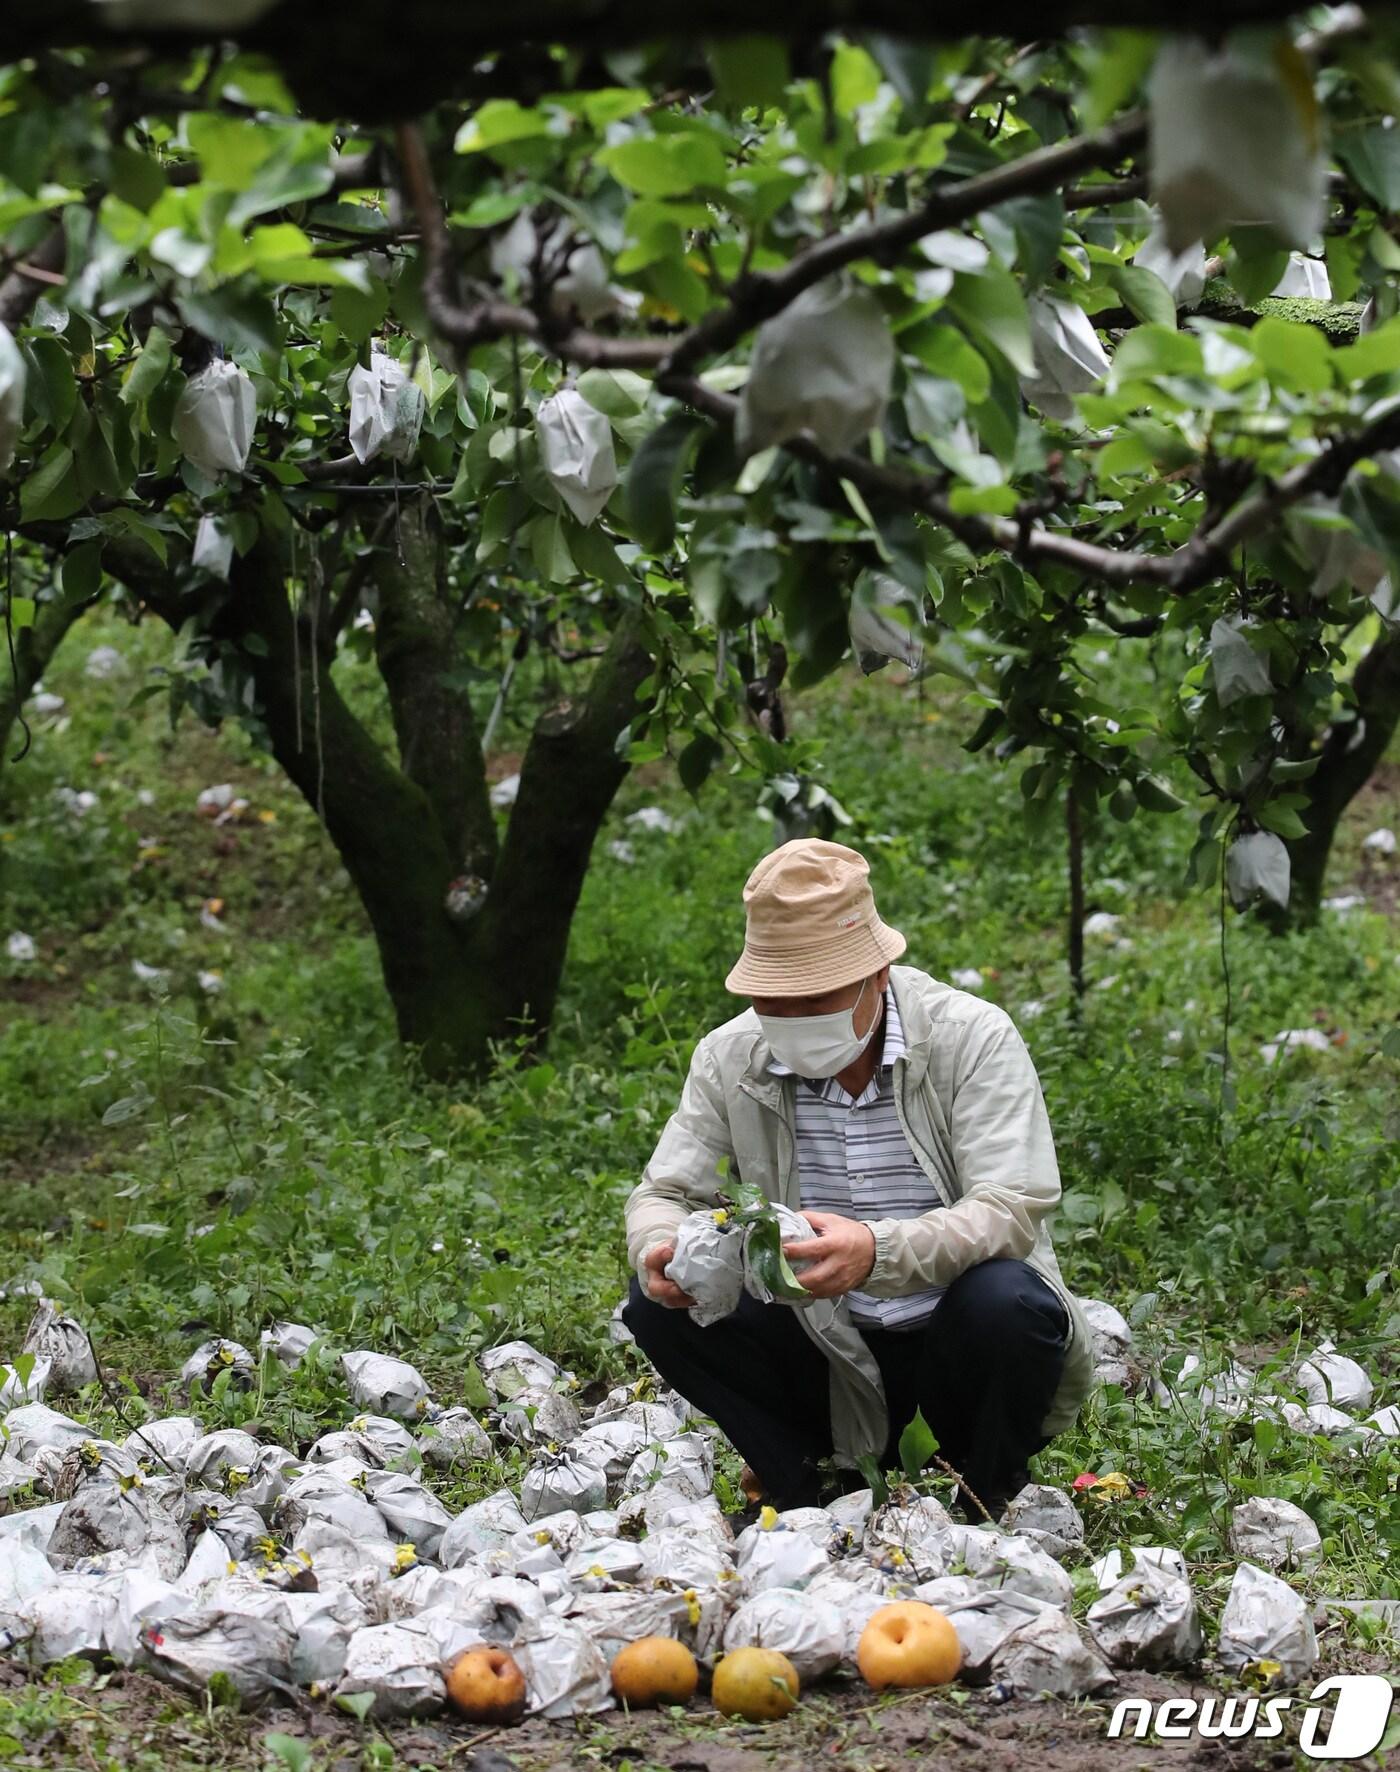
[202,515,651,1077]
[1268,628,1400,928]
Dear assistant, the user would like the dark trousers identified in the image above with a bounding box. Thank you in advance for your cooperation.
[622,1256,1071,1515]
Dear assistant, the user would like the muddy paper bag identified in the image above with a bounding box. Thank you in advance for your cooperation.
[342,1350,430,1421]
[1148,37,1326,253]
[1228,1497,1321,1572]
[738,277,894,459]
[512,1614,613,1719]
[335,1619,445,1717]
[21,1302,97,1395]
[0,322,26,475]
[1217,1561,1317,1683]
[348,348,425,466]
[479,1339,563,1399]
[991,1607,1116,1699]
[174,362,257,479]
[536,388,617,526]
[1086,1562,1202,1669]
[521,1448,608,1522]
[723,1587,845,1679]
[140,1605,295,1702]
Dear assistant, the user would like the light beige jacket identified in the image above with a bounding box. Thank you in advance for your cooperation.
[625,964,1094,1467]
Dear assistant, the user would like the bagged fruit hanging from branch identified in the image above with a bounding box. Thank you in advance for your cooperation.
[347,348,425,466]
[173,362,257,479]
[536,388,618,526]
[737,278,894,459]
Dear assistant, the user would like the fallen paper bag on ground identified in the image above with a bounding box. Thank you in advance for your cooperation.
[735,1516,830,1592]
[140,1604,295,1702]
[1295,1340,1372,1413]
[438,1489,528,1567]
[495,1385,582,1447]
[1229,1497,1322,1571]
[521,1448,608,1521]
[622,1433,714,1501]
[181,1340,255,1392]
[1087,1561,1202,1669]
[1001,1484,1084,1562]
[991,1606,1116,1698]
[335,1619,445,1717]
[22,1302,97,1394]
[342,1351,429,1421]
[512,1614,613,1718]
[723,1586,845,1679]
[48,1483,186,1579]
[417,1406,492,1468]
[1217,1561,1317,1683]
[479,1340,563,1399]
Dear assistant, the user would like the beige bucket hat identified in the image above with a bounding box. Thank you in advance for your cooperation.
[725,838,907,996]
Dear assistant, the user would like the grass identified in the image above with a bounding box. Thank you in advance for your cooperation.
[0,612,1398,1767]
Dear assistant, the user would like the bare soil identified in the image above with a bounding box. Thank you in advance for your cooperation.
[3,1646,1392,1772]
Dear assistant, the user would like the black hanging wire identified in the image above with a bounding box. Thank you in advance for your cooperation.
[4,530,31,764]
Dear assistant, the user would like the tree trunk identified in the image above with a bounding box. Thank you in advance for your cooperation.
[193,535,652,1077]
[0,590,91,796]
[1270,627,1400,927]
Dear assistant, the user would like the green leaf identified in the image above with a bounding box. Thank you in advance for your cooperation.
[120,327,172,407]
[598,132,728,197]
[831,42,882,114]
[7,596,35,630]
[20,446,81,522]
[1337,317,1400,381]
[1252,318,1333,393]
[1106,263,1177,329]
[947,267,1034,376]
[23,336,78,431]
[627,413,704,553]
[177,287,281,356]
[855,1453,889,1509]
[708,37,790,110]
[897,1406,938,1480]
[743,1213,811,1302]
[677,732,723,795]
[455,100,552,154]
[61,542,103,602]
[1337,123,1400,208]
[329,280,390,345]
[1256,801,1309,839]
[575,368,651,418]
[1133,774,1185,813]
[1108,325,1202,385]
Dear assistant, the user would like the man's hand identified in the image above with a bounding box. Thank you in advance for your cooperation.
[783,1211,876,1299]
[642,1242,696,1310]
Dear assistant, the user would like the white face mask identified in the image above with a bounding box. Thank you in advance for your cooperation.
[758,976,882,1079]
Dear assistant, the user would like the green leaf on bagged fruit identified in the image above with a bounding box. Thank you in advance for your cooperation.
[744,1213,811,1303]
[708,37,790,110]
[897,1406,938,1480]
[627,413,704,553]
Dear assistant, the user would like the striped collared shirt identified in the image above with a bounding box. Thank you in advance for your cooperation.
[768,988,946,1331]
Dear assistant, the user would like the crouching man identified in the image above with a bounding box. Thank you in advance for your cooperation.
[623,838,1093,1518]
